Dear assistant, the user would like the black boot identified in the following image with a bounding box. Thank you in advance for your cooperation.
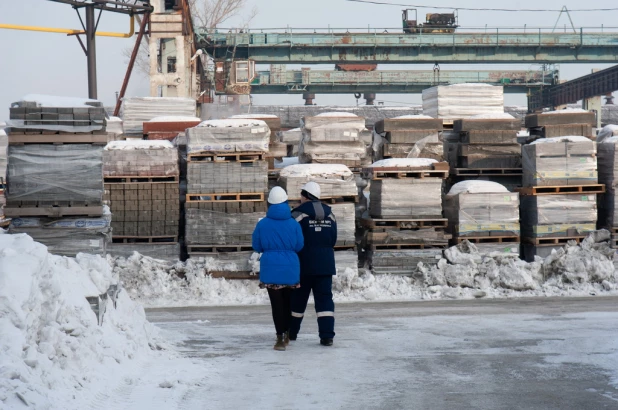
[283,331,290,346]
[320,338,333,346]
[274,334,286,351]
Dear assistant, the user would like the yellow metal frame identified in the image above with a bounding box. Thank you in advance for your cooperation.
[0,15,134,38]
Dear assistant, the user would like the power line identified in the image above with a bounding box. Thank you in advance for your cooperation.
[343,0,618,12]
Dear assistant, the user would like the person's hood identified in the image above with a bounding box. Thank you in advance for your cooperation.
[267,202,292,220]
[294,200,332,219]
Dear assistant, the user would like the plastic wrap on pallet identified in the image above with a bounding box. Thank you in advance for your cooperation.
[474,243,520,256]
[597,125,618,144]
[303,123,363,142]
[298,136,367,164]
[8,210,111,257]
[120,97,196,135]
[598,188,618,229]
[444,181,520,236]
[6,144,103,204]
[279,128,302,143]
[301,115,365,130]
[422,84,504,119]
[598,139,618,189]
[278,164,357,200]
[103,140,179,177]
[330,203,356,246]
[520,195,597,226]
[369,179,442,218]
[186,119,270,153]
[107,243,180,261]
[408,134,444,160]
[370,249,443,274]
[522,137,597,187]
[334,250,358,274]
[185,209,262,245]
[187,160,268,194]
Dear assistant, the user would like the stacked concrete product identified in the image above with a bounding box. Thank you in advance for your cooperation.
[142,115,201,141]
[102,140,180,260]
[278,164,357,248]
[525,109,595,140]
[279,127,302,157]
[298,112,371,168]
[229,114,286,169]
[520,136,601,261]
[447,114,523,192]
[120,97,197,136]
[422,84,505,123]
[597,127,618,251]
[4,95,110,256]
[444,181,520,256]
[184,119,270,269]
[373,115,443,161]
[362,158,451,275]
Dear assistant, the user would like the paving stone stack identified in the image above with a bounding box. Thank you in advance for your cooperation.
[4,96,109,256]
[444,181,520,256]
[361,159,451,274]
[422,84,504,121]
[102,140,180,259]
[298,114,370,168]
[525,110,595,140]
[184,119,270,258]
[519,136,602,261]
[373,116,443,161]
[229,114,286,169]
[446,114,523,192]
[120,97,197,136]
[279,127,302,157]
[278,163,357,248]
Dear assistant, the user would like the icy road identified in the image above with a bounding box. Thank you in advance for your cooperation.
[100,297,618,409]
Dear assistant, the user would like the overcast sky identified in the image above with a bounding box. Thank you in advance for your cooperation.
[0,0,616,119]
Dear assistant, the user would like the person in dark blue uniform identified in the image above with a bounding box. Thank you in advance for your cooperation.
[252,186,304,351]
[289,181,337,346]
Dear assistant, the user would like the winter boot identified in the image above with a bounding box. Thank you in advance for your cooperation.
[283,331,290,346]
[320,338,333,346]
[274,334,286,351]
[288,332,297,341]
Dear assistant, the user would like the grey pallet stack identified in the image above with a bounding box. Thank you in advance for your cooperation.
[598,140,618,250]
[185,120,270,260]
[525,111,595,140]
[120,97,197,136]
[362,162,451,274]
[229,114,285,168]
[447,117,522,192]
[520,137,603,261]
[373,117,443,161]
[279,128,302,156]
[444,182,521,256]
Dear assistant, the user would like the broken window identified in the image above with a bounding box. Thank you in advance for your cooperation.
[235,61,249,83]
[164,0,176,11]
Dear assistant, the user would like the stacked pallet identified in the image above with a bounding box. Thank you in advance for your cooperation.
[230,114,286,169]
[525,110,595,140]
[4,96,110,256]
[422,84,504,126]
[361,159,450,275]
[598,137,618,248]
[121,97,197,136]
[278,164,357,248]
[185,119,270,260]
[519,136,603,261]
[143,116,201,141]
[444,181,520,256]
[279,127,302,157]
[298,113,370,168]
[447,114,523,192]
[373,115,443,161]
[102,140,180,259]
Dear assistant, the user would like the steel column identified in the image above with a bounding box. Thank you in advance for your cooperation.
[86,5,98,99]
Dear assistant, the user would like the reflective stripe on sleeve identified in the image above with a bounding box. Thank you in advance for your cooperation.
[291,311,304,318]
[316,311,334,317]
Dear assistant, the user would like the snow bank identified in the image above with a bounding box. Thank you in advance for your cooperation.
[148,116,201,122]
[531,135,591,144]
[105,140,174,150]
[0,234,163,409]
[370,158,437,168]
[447,180,509,196]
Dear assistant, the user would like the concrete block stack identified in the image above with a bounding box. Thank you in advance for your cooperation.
[444,181,520,256]
[361,159,451,275]
[298,113,370,168]
[120,97,197,136]
[373,115,443,161]
[143,116,201,141]
[519,136,603,261]
[279,127,302,157]
[230,114,286,169]
[525,110,595,140]
[278,164,358,248]
[102,140,180,259]
[447,114,523,192]
[184,119,270,259]
[4,96,110,256]
[422,84,504,122]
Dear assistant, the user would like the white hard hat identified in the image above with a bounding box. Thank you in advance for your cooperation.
[301,181,321,200]
[268,186,288,204]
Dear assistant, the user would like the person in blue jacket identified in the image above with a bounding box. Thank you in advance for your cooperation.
[252,186,304,351]
[289,181,338,346]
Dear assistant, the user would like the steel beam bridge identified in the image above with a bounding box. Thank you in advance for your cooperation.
[248,69,557,94]
[528,65,618,111]
[197,27,618,64]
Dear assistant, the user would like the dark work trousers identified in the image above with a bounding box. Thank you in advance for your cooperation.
[267,288,293,335]
[289,275,335,339]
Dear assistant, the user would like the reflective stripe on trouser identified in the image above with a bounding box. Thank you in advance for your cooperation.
[290,275,335,339]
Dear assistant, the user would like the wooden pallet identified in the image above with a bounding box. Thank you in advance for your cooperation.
[112,236,178,244]
[104,175,179,183]
[369,243,447,250]
[452,168,523,176]
[361,218,448,230]
[187,151,266,162]
[187,245,254,253]
[3,205,104,218]
[362,163,449,180]
[8,133,108,145]
[454,235,520,244]
[516,184,605,195]
[185,192,265,202]
[523,236,587,245]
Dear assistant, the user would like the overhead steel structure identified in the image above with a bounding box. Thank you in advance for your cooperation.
[249,68,558,94]
[198,28,618,64]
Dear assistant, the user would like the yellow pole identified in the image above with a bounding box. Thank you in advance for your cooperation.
[0,15,134,38]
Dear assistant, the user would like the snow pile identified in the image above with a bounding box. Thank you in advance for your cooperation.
[105,139,174,150]
[531,135,591,144]
[0,233,164,409]
[447,180,509,195]
[370,158,437,167]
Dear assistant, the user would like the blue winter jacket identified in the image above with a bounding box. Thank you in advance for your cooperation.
[252,202,304,285]
[292,201,338,276]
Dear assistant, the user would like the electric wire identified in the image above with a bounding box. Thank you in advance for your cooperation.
[343,0,618,12]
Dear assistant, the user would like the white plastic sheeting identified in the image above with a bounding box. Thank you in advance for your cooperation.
[422,84,504,119]
[121,97,196,135]
[186,119,270,153]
